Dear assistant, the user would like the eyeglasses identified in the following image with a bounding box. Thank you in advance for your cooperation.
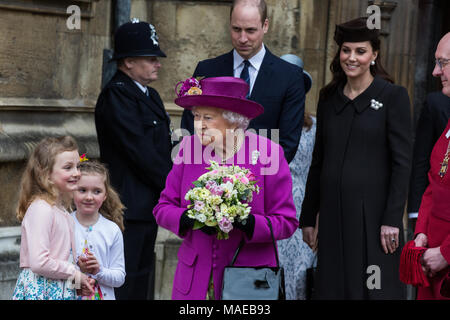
[436,58,450,71]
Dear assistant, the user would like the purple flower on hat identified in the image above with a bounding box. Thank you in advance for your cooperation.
[175,77,202,97]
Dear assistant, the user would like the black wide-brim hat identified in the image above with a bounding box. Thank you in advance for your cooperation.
[334,17,380,46]
[111,20,166,61]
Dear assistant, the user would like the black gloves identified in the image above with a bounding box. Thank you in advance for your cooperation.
[179,210,217,236]
[180,211,256,238]
[233,214,255,239]
[179,210,195,236]
[199,225,217,235]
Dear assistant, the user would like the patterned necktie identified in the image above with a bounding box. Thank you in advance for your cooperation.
[240,60,251,98]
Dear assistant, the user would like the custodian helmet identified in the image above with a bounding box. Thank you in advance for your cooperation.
[112,19,166,60]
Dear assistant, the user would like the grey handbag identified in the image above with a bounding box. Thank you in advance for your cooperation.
[221,217,285,300]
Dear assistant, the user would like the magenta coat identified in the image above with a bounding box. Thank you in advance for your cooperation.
[153,132,298,300]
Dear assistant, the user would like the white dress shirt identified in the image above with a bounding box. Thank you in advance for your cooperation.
[233,44,266,95]
[133,80,148,95]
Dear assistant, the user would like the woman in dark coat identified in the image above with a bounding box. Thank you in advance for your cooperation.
[300,17,412,299]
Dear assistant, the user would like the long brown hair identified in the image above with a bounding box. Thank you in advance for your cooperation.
[319,37,394,101]
[16,136,79,222]
[77,160,125,232]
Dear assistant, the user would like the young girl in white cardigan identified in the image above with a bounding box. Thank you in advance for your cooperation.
[72,160,125,300]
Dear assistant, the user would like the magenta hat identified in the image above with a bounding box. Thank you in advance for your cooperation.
[174,76,264,119]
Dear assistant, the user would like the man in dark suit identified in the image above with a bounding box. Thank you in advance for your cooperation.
[180,0,305,163]
[408,92,450,220]
[95,20,172,299]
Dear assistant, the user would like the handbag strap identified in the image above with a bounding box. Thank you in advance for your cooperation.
[230,216,279,267]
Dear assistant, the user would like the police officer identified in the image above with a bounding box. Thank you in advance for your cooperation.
[95,20,172,300]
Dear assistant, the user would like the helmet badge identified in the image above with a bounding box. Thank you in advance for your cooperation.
[149,24,159,46]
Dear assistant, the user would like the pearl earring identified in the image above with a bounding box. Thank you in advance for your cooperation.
[371,61,376,66]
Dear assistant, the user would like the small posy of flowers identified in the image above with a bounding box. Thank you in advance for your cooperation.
[184,160,260,240]
[175,77,203,97]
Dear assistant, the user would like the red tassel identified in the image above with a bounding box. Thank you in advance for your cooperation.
[399,240,429,287]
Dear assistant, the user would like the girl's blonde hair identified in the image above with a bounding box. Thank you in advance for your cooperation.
[16,136,79,222]
[77,160,125,232]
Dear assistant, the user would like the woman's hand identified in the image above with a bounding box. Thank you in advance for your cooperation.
[303,227,318,252]
[414,233,428,248]
[380,225,399,254]
[302,214,319,252]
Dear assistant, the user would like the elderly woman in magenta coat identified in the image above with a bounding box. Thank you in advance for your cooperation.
[153,77,297,300]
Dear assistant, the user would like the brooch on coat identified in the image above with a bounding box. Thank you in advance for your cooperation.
[370,99,383,110]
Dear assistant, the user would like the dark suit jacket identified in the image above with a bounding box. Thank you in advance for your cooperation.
[408,91,450,213]
[180,48,306,163]
[95,70,173,222]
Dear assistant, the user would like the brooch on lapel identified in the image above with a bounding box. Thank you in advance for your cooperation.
[251,151,260,165]
[370,99,383,110]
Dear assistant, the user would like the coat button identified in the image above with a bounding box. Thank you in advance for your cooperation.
[153,120,157,125]
[213,263,217,269]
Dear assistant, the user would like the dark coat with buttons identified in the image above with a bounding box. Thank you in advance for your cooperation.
[95,70,172,222]
[300,76,412,299]
[408,92,450,213]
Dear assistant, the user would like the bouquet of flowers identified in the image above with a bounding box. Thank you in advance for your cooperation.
[184,161,260,239]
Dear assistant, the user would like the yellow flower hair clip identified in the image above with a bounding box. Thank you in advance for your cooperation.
[80,154,89,162]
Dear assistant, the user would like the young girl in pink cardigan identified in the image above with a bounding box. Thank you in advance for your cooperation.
[12,136,94,300]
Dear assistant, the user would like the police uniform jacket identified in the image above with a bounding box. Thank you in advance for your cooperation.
[95,70,172,222]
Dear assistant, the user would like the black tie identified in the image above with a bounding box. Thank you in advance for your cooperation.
[240,60,251,98]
